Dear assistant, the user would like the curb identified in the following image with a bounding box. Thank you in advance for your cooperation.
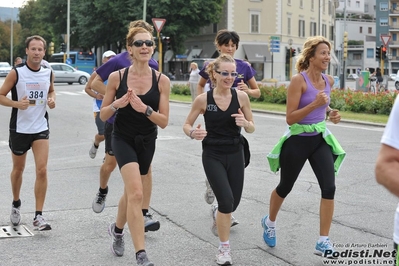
[171,100,386,128]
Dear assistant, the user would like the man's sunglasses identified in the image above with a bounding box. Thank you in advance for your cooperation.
[132,40,154,47]
[215,70,238,77]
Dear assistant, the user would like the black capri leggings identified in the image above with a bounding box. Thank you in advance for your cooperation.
[276,134,336,200]
[202,146,245,214]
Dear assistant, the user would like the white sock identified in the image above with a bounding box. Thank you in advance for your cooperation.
[266,216,276,228]
[318,236,329,243]
[220,240,230,247]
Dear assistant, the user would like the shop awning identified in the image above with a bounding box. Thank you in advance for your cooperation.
[187,48,202,61]
[200,46,217,58]
[242,44,270,63]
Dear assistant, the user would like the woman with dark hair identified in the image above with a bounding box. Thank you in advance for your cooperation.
[261,36,346,258]
[184,53,255,265]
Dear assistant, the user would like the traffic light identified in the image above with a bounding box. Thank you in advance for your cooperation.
[49,42,54,55]
[285,47,290,61]
[376,46,381,59]
[162,37,171,50]
[343,31,348,59]
[60,43,66,53]
[382,46,387,59]
[291,48,296,57]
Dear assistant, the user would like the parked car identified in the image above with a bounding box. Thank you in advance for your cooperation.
[0,62,12,77]
[49,63,90,85]
[390,73,397,81]
[347,74,359,80]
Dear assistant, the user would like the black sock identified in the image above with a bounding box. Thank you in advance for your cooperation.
[136,250,146,260]
[142,209,148,216]
[35,211,42,219]
[94,143,99,148]
[114,225,123,234]
[12,199,21,208]
[99,186,108,195]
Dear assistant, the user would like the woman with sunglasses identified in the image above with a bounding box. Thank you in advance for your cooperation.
[183,54,255,265]
[100,27,170,266]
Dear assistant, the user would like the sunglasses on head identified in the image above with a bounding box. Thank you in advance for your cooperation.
[215,70,238,77]
[132,40,154,47]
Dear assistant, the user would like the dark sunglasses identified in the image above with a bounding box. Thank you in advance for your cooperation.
[132,40,154,47]
[215,70,238,77]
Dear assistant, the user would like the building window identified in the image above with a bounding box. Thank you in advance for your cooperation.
[366,48,374,58]
[310,22,317,36]
[353,54,362,60]
[250,13,260,33]
[348,0,351,7]
[393,33,397,41]
[359,27,362,33]
[311,0,314,10]
[368,27,372,34]
[288,17,291,35]
[393,18,398,27]
[322,24,327,37]
[356,1,360,8]
[288,0,291,5]
[322,0,326,13]
[380,2,388,11]
[299,20,305,37]
[380,18,388,26]
[300,0,303,8]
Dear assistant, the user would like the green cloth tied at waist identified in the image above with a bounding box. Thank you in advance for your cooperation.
[267,121,346,175]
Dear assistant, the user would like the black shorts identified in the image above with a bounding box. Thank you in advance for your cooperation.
[104,122,114,156]
[112,133,156,175]
[9,130,49,155]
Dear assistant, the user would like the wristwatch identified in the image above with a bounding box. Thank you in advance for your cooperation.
[145,105,153,117]
[110,103,118,112]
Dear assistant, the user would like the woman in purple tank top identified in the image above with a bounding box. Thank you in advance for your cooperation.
[261,36,344,259]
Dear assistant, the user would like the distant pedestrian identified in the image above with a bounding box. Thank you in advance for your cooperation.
[0,35,56,231]
[188,62,200,102]
[14,57,22,66]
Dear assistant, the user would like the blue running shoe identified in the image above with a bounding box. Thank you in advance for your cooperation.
[261,215,276,247]
[314,238,336,259]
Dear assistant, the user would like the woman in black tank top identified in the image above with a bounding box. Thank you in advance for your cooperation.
[183,54,255,265]
[100,27,170,266]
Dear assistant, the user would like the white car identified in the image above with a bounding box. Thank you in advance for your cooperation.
[0,62,12,77]
[390,73,397,81]
[49,63,90,85]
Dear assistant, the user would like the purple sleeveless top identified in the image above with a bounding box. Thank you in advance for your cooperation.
[297,72,330,135]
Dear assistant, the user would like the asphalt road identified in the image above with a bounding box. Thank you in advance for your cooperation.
[0,80,395,266]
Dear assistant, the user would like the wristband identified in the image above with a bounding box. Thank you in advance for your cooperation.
[189,129,195,139]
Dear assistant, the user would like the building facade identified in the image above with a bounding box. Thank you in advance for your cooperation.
[183,0,337,81]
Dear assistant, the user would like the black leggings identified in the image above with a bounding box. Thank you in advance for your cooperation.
[202,146,245,214]
[276,134,336,200]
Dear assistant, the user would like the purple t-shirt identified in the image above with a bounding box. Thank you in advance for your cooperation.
[199,58,255,89]
[96,51,159,123]
[297,72,330,133]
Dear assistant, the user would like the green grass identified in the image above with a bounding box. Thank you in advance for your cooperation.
[169,94,388,124]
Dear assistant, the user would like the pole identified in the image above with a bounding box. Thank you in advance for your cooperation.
[158,32,162,73]
[67,0,70,59]
[143,0,147,20]
[271,52,274,79]
[341,0,347,90]
[10,5,13,66]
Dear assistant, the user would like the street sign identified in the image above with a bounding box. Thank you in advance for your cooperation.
[381,35,391,46]
[152,18,166,33]
[270,36,280,53]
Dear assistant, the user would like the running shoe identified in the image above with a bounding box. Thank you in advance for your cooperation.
[211,204,218,236]
[136,251,154,266]
[89,143,98,159]
[92,192,107,213]
[33,214,52,231]
[108,222,125,257]
[314,238,336,258]
[261,215,276,247]
[10,206,21,226]
[216,244,232,265]
[204,179,215,204]
[231,215,239,227]
[144,212,160,232]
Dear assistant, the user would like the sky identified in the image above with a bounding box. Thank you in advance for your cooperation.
[0,0,26,8]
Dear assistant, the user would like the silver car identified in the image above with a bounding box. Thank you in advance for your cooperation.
[49,63,90,85]
[0,62,12,77]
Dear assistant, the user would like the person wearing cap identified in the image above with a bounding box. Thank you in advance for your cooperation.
[85,50,116,161]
